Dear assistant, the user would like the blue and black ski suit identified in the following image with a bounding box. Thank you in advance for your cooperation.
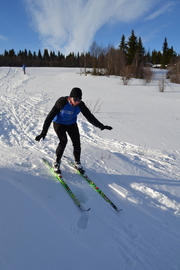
[41,96,104,162]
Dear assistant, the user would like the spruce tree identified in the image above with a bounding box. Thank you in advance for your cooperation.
[161,37,168,68]
[119,34,127,52]
[126,30,138,65]
[137,37,145,64]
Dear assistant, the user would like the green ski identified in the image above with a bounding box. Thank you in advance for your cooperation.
[64,156,122,212]
[42,158,90,211]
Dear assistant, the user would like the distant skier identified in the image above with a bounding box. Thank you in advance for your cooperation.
[22,64,26,74]
[35,87,112,174]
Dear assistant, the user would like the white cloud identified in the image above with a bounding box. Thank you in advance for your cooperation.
[145,1,178,21]
[0,35,8,41]
[24,0,158,55]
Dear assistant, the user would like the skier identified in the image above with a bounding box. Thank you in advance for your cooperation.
[35,87,112,174]
[22,64,26,74]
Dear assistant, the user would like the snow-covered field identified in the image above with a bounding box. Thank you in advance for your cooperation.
[0,67,180,270]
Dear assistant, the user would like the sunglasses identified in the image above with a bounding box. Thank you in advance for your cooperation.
[73,98,81,102]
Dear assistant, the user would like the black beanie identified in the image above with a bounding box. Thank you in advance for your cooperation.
[70,87,82,99]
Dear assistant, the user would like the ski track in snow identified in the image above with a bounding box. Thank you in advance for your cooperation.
[0,67,180,270]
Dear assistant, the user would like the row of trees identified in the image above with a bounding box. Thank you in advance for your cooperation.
[119,31,177,68]
[0,30,179,82]
[89,31,178,80]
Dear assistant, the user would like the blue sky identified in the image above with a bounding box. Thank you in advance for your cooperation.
[0,0,179,56]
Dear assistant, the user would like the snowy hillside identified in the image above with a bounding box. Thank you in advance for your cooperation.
[0,67,180,270]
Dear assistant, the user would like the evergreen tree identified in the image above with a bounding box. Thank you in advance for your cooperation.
[145,51,151,63]
[168,46,176,65]
[161,37,169,68]
[37,50,42,66]
[4,50,8,57]
[119,34,127,52]
[43,49,49,59]
[137,37,145,63]
[43,49,49,66]
[151,50,162,65]
[24,49,27,58]
[9,49,16,58]
[126,30,138,65]
[38,50,42,60]
[27,50,33,66]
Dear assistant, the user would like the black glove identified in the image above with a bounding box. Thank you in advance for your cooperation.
[101,125,113,130]
[35,132,46,141]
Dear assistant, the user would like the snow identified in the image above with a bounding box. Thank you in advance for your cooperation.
[0,66,180,270]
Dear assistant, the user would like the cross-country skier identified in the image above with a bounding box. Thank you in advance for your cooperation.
[35,87,112,174]
[22,64,26,74]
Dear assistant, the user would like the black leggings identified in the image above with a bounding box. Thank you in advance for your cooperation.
[53,122,81,163]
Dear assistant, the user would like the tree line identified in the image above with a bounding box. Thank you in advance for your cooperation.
[0,30,179,82]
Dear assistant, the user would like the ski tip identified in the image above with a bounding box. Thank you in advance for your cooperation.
[81,206,91,211]
[116,208,123,212]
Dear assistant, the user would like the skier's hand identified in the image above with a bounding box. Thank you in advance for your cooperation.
[101,125,113,130]
[35,132,46,141]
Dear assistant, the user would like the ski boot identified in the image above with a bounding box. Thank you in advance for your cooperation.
[53,161,61,175]
[75,162,85,174]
